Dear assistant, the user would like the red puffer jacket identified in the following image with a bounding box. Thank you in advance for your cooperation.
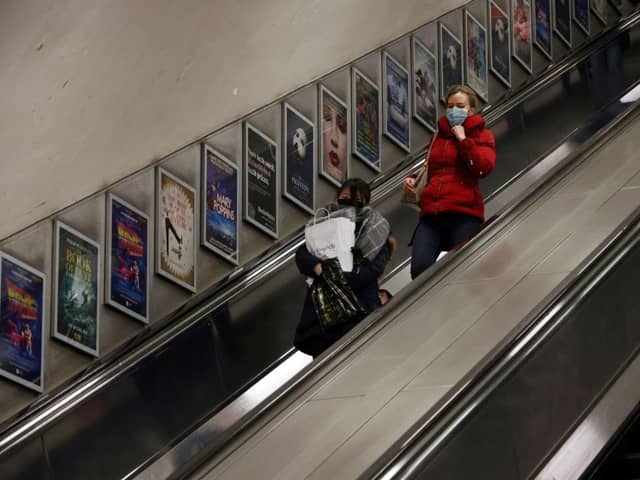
[419,114,496,221]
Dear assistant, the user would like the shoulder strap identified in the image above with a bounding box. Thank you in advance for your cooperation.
[424,131,437,177]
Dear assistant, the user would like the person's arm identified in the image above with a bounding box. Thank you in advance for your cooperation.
[345,243,391,290]
[295,244,322,277]
[451,127,496,178]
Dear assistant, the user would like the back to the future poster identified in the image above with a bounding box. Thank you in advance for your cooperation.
[0,254,45,392]
[107,195,149,323]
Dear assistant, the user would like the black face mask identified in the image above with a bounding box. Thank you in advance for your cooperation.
[337,198,364,209]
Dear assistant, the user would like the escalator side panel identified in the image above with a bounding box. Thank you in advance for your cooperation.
[0,436,49,480]
[416,236,640,479]
[43,320,222,480]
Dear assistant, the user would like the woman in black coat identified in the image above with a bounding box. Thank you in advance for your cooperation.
[294,179,393,358]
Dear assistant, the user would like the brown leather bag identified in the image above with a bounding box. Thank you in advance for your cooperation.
[402,133,437,205]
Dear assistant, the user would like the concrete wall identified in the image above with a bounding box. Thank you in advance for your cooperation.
[0,0,467,240]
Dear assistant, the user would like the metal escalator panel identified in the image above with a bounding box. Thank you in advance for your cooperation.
[363,154,640,479]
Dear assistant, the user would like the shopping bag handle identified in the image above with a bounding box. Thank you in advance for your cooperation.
[311,208,331,225]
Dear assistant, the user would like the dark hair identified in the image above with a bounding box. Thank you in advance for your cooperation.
[339,178,371,206]
[446,84,478,109]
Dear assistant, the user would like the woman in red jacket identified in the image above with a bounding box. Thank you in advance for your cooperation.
[403,85,496,279]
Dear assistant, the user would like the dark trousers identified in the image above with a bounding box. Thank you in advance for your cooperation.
[410,212,482,279]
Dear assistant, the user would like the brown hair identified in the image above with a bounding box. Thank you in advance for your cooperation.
[446,85,478,109]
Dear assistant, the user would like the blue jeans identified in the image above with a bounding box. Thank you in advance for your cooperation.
[410,213,483,279]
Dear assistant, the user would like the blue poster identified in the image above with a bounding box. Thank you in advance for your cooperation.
[534,0,553,59]
[108,196,149,322]
[574,0,590,34]
[284,105,315,212]
[204,146,239,261]
[384,53,410,151]
[0,255,44,391]
[555,0,572,46]
[55,224,100,355]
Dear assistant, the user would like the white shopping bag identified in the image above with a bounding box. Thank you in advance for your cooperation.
[304,208,356,272]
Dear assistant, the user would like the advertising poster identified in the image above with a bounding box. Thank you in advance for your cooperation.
[106,194,149,323]
[465,11,489,102]
[534,0,554,59]
[54,223,100,356]
[245,123,278,238]
[202,145,239,262]
[352,68,381,170]
[592,0,607,24]
[156,168,197,292]
[319,85,349,187]
[383,52,411,152]
[439,23,464,102]
[555,0,572,47]
[513,0,533,73]
[412,37,438,131]
[283,104,316,212]
[574,0,590,34]
[0,254,45,392]
[490,1,512,87]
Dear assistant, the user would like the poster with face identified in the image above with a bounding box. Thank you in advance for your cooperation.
[534,0,553,60]
[574,0,590,34]
[513,0,533,73]
[439,23,464,102]
[591,0,607,24]
[554,0,572,47]
[283,104,316,212]
[106,194,149,323]
[490,1,512,87]
[202,145,239,263]
[465,11,489,102]
[319,85,349,187]
[383,52,411,152]
[412,37,438,131]
[245,123,278,238]
[156,168,197,292]
[0,254,45,392]
[53,222,100,356]
[352,68,381,171]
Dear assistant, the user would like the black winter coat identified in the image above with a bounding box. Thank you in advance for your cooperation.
[293,242,391,357]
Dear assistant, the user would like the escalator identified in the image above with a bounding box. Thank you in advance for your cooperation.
[188,83,640,480]
[3,10,640,480]
[364,160,640,480]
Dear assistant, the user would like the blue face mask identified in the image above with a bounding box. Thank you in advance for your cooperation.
[446,107,469,127]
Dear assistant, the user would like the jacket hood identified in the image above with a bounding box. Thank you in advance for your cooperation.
[438,114,486,135]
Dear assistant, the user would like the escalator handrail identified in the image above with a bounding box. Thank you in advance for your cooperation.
[2,7,639,462]
[365,95,640,480]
